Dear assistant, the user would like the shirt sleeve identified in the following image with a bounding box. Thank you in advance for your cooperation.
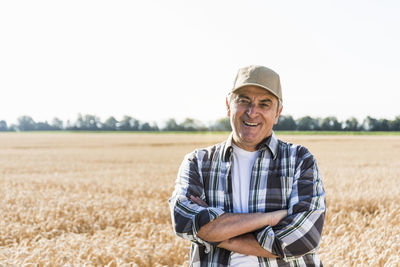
[168,150,225,253]
[255,147,326,261]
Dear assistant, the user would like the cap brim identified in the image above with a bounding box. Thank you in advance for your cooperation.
[232,83,281,102]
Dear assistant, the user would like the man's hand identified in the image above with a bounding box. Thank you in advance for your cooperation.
[218,233,279,258]
[190,195,208,207]
[190,195,288,242]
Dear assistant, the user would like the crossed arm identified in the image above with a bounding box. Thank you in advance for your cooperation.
[190,195,287,258]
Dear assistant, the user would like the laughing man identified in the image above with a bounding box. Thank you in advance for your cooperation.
[169,65,326,267]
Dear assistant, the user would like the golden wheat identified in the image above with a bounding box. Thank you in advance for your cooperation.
[0,133,399,266]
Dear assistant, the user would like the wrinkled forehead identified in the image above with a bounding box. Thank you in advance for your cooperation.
[231,85,279,101]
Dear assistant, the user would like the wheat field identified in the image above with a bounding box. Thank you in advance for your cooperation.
[0,132,399,266]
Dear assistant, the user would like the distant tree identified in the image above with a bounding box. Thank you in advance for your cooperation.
[51,118,64,130]
[150,122,159,131]
[8,124,17,131]
[118,115,139,131]
[75,114,102,130]
[378,119,390,131]
[103,116,119,131]
[17,116,36,131]
[297,116,320,131]
[320,116,342,131]
[275,115,296,130]
[179,118,207,131]
[343,117,360,131]
[139,122,160,131]
[210,117,231,131]
[389,116,400,131]
[65,120,73,130]
[0,120,8,131]
[363,116,380,131]
[35,121,54,131]
[180,118,197,131]
[75,114,85,129]
[362,116,395,131]
[140,122,152,131]
[164,118,182,131]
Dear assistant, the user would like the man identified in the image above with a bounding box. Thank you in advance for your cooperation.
[169,65,326,266]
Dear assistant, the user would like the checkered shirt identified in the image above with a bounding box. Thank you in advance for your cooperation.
[169,132,326,267]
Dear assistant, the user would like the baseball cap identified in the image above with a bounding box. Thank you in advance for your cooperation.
[231,65,282,104]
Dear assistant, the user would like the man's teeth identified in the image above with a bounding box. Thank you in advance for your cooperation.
[244,121,259,126]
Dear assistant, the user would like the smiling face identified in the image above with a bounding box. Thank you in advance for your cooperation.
[227,86,283,151]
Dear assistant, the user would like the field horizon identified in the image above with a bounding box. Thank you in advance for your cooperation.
[2,130,400,136]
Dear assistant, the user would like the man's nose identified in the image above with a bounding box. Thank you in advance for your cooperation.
[246,104,257,117]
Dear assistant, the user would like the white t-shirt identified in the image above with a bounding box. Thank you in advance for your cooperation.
[229,144,260,266]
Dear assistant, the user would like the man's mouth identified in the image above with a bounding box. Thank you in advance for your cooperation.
[243,121,260,127]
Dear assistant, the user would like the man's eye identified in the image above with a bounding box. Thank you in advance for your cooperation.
[238,99,250,104]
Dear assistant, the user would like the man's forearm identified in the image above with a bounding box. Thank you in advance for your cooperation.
[218,233,278,258]
[197,210,286,242]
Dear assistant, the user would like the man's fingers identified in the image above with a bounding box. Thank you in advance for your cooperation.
[190,195,209,207]
[191,196,203,205]
[190,195,198,203]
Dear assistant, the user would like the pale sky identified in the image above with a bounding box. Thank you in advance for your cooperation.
[1,0,399,125]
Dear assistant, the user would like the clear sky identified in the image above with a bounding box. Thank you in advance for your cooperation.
[1,0,399,125]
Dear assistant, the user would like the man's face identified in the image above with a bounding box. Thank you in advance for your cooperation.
[226,85,282,151]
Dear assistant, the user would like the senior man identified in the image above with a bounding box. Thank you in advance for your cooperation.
[169,65,326,266]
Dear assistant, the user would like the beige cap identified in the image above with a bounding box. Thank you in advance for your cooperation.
[231,65,282,104]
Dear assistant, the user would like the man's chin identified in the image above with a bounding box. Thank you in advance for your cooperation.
[239,132,262,142]
[237,137,260,147]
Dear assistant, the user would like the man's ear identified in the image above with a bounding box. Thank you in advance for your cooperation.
[226,97,231,117]
[274,105,283,125]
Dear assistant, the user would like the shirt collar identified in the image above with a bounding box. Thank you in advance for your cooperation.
[223,131,279,161]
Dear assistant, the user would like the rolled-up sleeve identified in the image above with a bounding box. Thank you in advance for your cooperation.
[256,149,326,261]
[168,151,225,252]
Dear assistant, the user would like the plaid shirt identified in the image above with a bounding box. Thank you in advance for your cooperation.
[169,132,326,267]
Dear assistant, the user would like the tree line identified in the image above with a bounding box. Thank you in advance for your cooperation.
[0,114,400,132]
